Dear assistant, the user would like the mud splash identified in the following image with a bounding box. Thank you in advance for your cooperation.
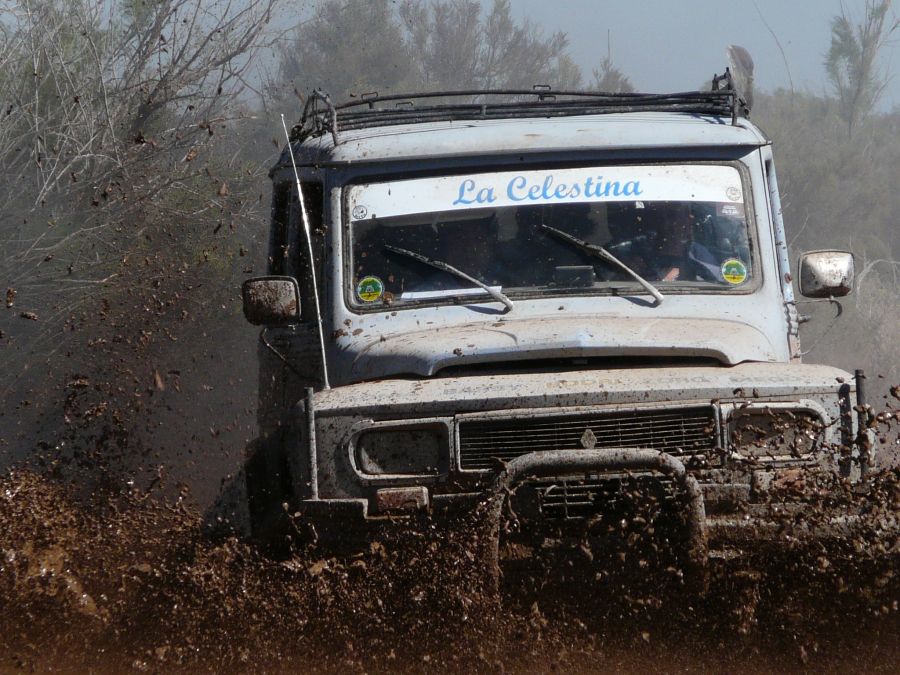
[1,462,898,673]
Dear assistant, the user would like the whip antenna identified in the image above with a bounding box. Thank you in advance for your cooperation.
[281,114,330,389]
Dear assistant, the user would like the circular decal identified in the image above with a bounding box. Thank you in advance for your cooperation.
[351,204,368,220]
[356,275,384,303]
[721,258,748,285]
[726,186,742,202]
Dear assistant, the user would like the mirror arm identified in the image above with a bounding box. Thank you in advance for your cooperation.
[789,296,844,319]
[790,296,845,356]
[260,328,306,379]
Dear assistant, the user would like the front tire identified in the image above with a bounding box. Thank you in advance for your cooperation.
[244,437,294,547]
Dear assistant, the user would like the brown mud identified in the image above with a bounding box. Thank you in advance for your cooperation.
[1,459,898,673]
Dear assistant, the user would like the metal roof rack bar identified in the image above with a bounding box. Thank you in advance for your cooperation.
[291,74,747,144]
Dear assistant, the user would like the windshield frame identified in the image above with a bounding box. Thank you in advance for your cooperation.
[341,159,762,313]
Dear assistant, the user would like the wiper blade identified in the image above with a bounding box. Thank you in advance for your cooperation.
[540,224,664,305]
[384,245,514,313]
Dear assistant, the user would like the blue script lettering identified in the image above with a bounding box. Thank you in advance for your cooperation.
[507,173,642,203]
[507,175,528,201]
[453,179,496,205]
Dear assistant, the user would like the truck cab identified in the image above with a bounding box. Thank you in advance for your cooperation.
[231,84,864,567]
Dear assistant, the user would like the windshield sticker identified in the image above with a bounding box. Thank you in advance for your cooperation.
[347,165,744,221]
[356,276,384,303]
[721,259,749,285]
[718,202,745,217]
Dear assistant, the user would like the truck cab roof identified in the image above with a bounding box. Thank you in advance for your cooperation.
[281,112,769,168]
[277,86,765,169]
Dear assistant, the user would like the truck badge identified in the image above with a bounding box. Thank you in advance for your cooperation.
[580,428,597,449]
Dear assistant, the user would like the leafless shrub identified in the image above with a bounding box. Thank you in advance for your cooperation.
[0,0,279,314]
[0,0,282,480]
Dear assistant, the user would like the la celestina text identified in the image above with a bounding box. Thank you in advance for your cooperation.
[453,174,643,206]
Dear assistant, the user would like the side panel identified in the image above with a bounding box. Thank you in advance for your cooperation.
[759,146,801,361]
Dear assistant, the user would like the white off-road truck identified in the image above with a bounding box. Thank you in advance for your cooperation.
[220,75,871,579]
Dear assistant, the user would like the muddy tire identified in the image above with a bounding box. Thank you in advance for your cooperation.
[244,437,295,548]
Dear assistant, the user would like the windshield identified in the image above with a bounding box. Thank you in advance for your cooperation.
[347,164,755,308]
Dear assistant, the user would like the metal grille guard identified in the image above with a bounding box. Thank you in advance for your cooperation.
[479,449,709,592]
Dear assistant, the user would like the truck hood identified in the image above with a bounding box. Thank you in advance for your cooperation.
[345,316,779,381]
[315,362,850,417]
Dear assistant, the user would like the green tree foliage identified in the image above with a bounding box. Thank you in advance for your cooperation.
[754,92,898,259]
[825,0,898,137]
[400,0,580,90]
[275,0,413,104]
[273,0,582,103]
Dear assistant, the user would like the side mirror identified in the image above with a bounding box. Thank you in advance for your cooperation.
[798,250,854,298]
[242,276,301,325]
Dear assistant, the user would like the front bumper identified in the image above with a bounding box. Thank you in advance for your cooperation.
[291,449,893,583]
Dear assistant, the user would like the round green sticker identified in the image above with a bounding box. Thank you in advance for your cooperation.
[356,275,384,303]
[721,258,748,285]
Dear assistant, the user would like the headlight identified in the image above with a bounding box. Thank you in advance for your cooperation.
[352,422,447,477]
[729,408,824,461]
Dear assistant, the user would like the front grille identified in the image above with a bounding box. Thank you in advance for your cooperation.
[458,407,717,471]
[523,474,678,520]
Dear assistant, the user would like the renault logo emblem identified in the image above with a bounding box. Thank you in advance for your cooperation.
[580,428,597,449]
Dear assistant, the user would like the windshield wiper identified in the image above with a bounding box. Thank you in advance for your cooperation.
[540,224,665,305]
[383,245,514,313]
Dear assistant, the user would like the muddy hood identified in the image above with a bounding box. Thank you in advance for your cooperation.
[346,316,779,380]
[317,361,850,418]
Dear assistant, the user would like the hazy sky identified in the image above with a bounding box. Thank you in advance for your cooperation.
[510,0,899,111]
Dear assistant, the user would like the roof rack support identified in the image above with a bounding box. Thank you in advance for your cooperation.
[290,72,747,145]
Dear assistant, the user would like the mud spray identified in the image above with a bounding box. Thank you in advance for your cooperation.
[1,220,898,673]
[1,449,898,672]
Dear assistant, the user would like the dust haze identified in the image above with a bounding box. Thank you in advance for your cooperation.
[1,0,898,671]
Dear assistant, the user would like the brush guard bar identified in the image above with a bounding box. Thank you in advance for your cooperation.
[480,449,709,592]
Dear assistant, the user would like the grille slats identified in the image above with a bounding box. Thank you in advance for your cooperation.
[528,476,679,519]
[459,407,716,471]
[462,424,711,445]
[462,420,711,440]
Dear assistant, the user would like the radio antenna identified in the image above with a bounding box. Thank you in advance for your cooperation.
[281,114,330,389]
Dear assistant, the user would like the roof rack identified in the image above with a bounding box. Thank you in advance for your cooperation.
[291,68,749,145]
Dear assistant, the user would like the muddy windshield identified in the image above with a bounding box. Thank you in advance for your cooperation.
[347,164,754,308]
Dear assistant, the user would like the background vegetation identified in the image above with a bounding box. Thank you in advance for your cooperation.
[1,0,897,501]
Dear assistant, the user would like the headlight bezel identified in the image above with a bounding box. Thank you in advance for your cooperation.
[347,417,452,485]
[724,401,830,464]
